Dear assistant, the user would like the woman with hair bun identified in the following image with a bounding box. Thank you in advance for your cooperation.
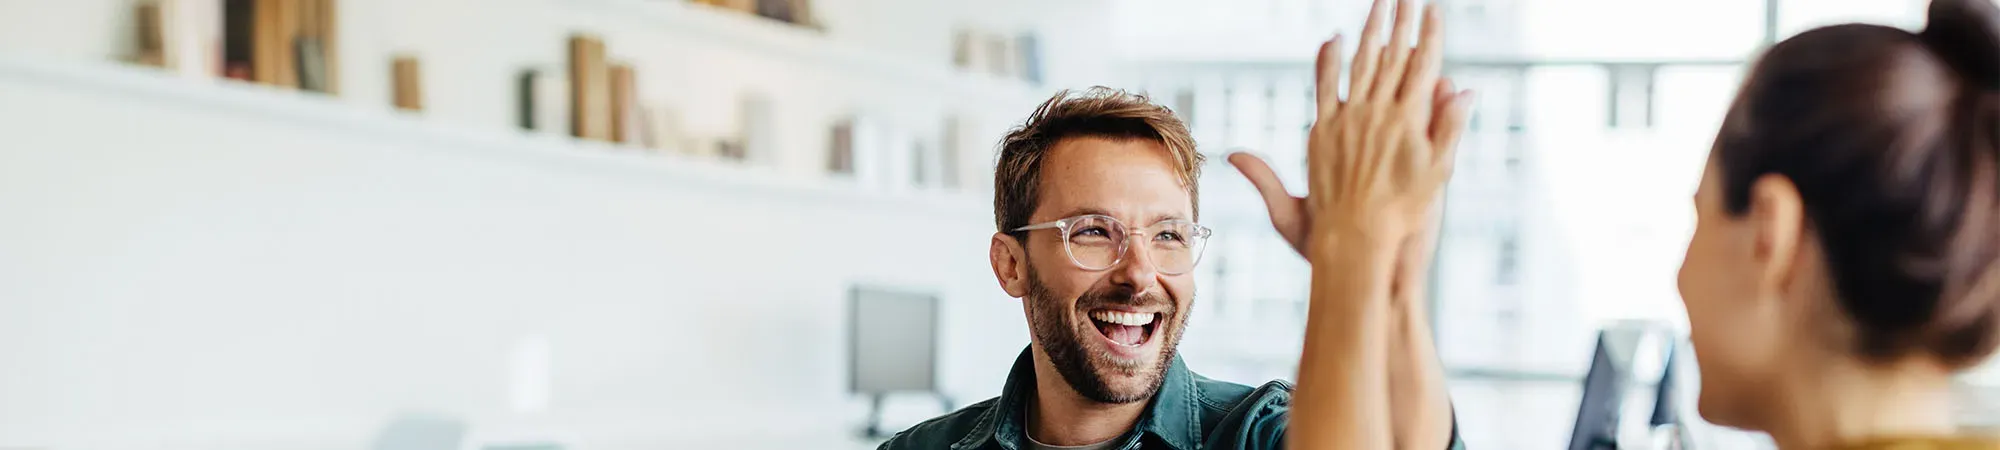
[1674,0,2000,448]
[1271,0,2000,448]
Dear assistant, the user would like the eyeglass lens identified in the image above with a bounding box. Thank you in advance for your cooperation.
[1062,216,1206,274]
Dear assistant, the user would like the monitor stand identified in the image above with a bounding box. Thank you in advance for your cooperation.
[863,391,956,439]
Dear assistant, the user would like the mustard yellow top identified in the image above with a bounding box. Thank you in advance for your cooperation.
[1833,437,2000,450]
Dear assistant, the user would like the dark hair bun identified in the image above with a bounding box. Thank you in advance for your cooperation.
[1921,0,2000,89]
[1724,8,2000,368]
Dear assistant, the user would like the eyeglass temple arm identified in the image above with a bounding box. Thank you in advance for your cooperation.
[1010,222,1065,232]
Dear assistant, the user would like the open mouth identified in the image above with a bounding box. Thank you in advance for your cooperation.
[1088,310,1159,348]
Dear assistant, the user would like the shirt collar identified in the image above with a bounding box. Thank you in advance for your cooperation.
[953,346,1201,450]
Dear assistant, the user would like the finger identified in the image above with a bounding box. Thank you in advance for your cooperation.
[1430,88,1475,171]
[1228,152,1306,220]
[1416,76,1449,131]
[1315,35,1344,119]
[1401,3,1447,108]
[1349,0,1392,101]
[1373,0,1421,102]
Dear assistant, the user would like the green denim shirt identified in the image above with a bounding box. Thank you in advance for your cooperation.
[878,347,1465,450]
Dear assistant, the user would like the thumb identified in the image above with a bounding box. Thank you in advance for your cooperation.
[1228,151,1309,235]
[1429,81,1474,169]
[1229,152,1302,210]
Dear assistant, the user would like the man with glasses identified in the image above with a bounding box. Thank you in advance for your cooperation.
[880,87,1461,450]
[873,87,1242,450]
[880,3,1465,447]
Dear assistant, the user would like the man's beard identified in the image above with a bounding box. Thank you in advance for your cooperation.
[1024,267,1187,404]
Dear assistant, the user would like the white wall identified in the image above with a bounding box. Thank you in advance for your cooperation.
[0,0,1120,186]
[0,57,1031,450]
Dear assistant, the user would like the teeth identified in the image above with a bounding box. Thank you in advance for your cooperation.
[1090,311,1156,326]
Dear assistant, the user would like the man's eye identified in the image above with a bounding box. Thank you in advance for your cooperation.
[1072,227,1111,238]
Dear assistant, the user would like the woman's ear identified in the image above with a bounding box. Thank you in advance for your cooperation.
[1747,174,1807,299]
[991,233,1030,298]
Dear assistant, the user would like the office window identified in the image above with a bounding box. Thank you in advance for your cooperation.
[1516,0,1764,60]
[1497,234,1520,286]
[1524,66,1609,131]
[1778,0,1924,37]
[1654,65,1746,134]
[1174,88,1196,126]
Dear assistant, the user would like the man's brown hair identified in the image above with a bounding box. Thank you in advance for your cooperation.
[993,87,1204,236]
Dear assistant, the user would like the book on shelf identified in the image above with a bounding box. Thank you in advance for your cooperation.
[790,0,819,28]
[939,115,967,189]
[1016,33,1042,84]
[392,55,423,111]
[539,68,570,135]
[640,106,692,154]
[293,0,335,93]
[693,0,755,14]
[222,0,253,80]
[608,64,640,145]
[754,0,794,23]
[984,33,1013,77]
[317,0,340,94]
[738,93,775,162]
[638,106,664,151]
[911,140,933,187]
[952,27,1034,81]
[568,35,613,141]
[134,2,169,68]
[294,39,328,91]
[216,0,337,90]
[844,115,892,188]
[517,69,542,131]
[277,0,301,87]
[754,0,815,26]
[248,0,295,87]
[952,30,974,69]
[715,139,747,161]
[828,118,856,175]
[171,0,225,79]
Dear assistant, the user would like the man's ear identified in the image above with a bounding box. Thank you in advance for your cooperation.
[991,232,1030,298]
[1747,174,1806,301]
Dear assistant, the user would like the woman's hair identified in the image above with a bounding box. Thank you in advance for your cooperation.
[1714,0,2000,368]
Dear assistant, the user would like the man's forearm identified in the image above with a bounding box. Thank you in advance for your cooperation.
[1290,233,1399,450]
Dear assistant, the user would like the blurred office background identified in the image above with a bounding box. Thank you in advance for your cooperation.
[1,0,1989,449]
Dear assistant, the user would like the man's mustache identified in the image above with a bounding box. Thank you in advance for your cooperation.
[1074,287,1173,312]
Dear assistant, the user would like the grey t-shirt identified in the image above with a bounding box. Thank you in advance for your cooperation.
[1024,433,1120,450]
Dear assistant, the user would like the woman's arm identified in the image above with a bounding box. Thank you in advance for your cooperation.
[1291,229,1402,449]
[1390,224,1456,450]
[1286,1,1467,449]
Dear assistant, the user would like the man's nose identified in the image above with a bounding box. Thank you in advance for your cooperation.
[1106,235,1161,291]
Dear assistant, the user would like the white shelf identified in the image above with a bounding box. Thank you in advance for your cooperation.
[0,54,993,218]
[563,0,1045,109]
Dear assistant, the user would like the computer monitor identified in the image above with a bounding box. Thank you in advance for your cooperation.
[848,285,941,394]
[848,285,946,437]
[1569,327,1646,450]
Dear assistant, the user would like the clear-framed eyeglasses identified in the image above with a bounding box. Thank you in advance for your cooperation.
[1010,214,1213,276]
